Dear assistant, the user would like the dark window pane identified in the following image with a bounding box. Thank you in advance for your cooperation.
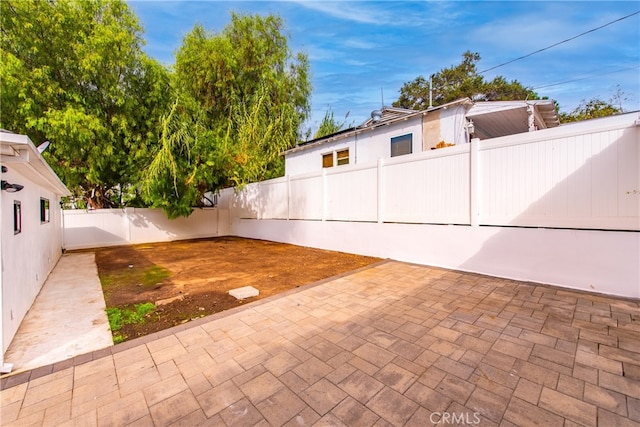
[322,153,333,168]
[391,134,412,157]
[40,198,50,223]
[14,201,21,234]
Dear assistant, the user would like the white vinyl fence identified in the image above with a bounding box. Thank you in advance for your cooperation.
[232,112,640,231]
[63,207,230,250]
[61,112,639,297]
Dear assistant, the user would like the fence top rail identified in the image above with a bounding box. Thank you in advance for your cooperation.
[63,207,219,215]
[385,143,471,168]
[479,111,640,151]
[257,176,288,186]
[289,171,324,181]
[324,162,378,176]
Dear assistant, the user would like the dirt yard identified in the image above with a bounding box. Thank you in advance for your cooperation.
[93,237,380,342]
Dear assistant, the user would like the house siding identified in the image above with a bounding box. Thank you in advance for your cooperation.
[286,116,424,175]
[1,168,64,355]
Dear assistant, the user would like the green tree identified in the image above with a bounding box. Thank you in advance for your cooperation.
[394,51,538,109]
[174,13,310,129]
[313,108,349,139]
[142,13,311,217]
[0,0,171,208]
[558,98,623,123]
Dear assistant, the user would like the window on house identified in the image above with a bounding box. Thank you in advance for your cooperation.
[391,134,413,157]
[322,153,333,168]
[322,148,350,168]
[40,198,50,223]
[14,201,21,234]
[336,149,349,166]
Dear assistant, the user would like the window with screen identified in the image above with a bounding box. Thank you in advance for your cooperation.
[322,148,349,168]
[14,201,21,234]
[391,134,413,157]
[40,198,50,223]
[336,149,349,166]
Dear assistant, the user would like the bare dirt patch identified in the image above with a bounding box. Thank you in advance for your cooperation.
[92,237,381,342]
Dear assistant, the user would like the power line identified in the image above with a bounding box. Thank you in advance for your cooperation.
[533,65,640,90]
[478,10,640,74]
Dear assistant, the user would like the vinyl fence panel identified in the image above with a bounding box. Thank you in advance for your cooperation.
[325,164,378,222]
[383,145,471,224]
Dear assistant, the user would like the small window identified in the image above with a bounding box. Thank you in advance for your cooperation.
[322,149,349,168]
[14,201,21,234]
[336,149,349,166]
[322,153,333,168]
[391,134,413,157]
[40,198,50,223]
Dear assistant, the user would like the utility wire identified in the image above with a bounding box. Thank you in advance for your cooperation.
[478,10,640,74]
[532,65,640,90]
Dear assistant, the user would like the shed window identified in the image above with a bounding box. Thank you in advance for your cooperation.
[322,148,350,168]
[322,153,333,168]
[391,134,413,157]
[336,149,349,166]
[40,198,50,223]
[14,201,21,234]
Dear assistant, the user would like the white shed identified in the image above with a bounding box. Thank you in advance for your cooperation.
[1,130,71,371]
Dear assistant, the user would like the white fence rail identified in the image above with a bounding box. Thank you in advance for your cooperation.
[231,113,640,231]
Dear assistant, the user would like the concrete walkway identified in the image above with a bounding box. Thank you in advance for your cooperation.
[2,253,112,374]
[1,261,639,426]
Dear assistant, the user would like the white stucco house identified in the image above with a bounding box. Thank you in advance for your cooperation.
[284,98,559,175]
[0,130,70,371]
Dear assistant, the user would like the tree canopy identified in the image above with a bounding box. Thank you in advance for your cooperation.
[140,13,311,217]
[558,96,624,123]
[313,108,350,139]
[1,4,310,217]
[0,0,172,208]
[393,51,539,110]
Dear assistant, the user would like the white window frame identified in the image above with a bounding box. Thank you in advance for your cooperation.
[321,147,350,168]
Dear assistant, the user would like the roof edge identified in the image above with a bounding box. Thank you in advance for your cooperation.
[0,130,72,196]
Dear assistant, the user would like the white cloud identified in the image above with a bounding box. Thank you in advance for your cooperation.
[290,1,391,25]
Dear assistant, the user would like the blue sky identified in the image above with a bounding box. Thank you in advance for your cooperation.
[127,1,640,133]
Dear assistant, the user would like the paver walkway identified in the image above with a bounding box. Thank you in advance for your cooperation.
[1,261,639,426]
[3,253,113,374]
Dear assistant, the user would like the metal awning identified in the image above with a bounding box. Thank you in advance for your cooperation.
[466,100,560,140]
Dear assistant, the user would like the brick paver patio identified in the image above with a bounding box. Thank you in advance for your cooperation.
[1,261,639,426]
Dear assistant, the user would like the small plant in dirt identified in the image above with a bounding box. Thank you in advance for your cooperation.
[100,265,171,299]
[107,302,157,344]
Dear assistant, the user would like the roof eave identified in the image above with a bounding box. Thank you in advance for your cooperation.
[0,131,72,196]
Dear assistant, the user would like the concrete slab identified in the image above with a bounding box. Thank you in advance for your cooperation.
[229,286,260,300]
[3,253,112,374]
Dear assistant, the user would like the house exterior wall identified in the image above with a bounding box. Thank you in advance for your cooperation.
[286,106,471,176]
[285,116,423,175]
[422,109,442,150]
[438,105,469,146]
[1,168,64,355]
